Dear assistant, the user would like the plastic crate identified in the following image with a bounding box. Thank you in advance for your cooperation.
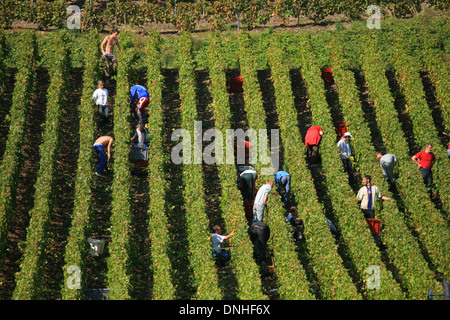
[227,76,244,92]
[130,145,148,161]
[366,218,381,235]
[321,68,333,83]
[334,121,347,138]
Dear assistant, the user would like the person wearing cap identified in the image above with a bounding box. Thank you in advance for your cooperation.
[411,143,436,188]
[130,85,150,123]
[356,175,391,219]
[304,125,323,165]
[274,170,291,208]
[376,152,397,184]
[338,132,353,175]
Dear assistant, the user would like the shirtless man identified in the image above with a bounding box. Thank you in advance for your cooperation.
[93,136,114,176]
[100,29,123,79]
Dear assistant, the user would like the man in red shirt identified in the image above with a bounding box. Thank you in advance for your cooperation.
[304,125,323,165]
[411,143,436,188]
[234,138,252,165]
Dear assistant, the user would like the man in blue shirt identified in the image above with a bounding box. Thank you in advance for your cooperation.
[274,170,291,208]
[130,85,150,123]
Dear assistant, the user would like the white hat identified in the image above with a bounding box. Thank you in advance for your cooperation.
[343,132,352,137]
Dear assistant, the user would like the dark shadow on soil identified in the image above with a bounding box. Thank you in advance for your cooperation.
[352,69,386,155]
[0,67,48,299]
[323,74,407,296]
[42,67,83,299]
[85,76,115,291]
[290,68,364,297]
[226,69,248,131]
[258,68,321,299]
[385,69,419,156]
[161,68,196,300]
[0,67,16,162]
[420,70,449,148]
[127,66,153,299]
[196,69,239,300]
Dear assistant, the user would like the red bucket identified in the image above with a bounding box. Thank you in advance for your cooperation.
[334,121,347,138]
[321,68,333,83]
[366,218,381,235]
[227,76,244,92]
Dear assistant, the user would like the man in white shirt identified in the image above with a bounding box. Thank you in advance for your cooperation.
[253,180,274,222]
[356,175,391,219]
[92,81,110,131]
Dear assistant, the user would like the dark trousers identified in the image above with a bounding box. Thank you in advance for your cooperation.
[341,158,354,183]
[102,54,118,78]
[307,145,320,164]
[98,105,109,130]
[240,173,256,201]
[341,158,352,173]
[361,209,375,219]
[276,175,291,208]
[249,222,270,265]
[419,167,433,188]
[93,145,107,174]
[213,250,230,266]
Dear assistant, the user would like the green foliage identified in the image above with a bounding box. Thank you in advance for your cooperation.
[294,32,405,299]
[61,30,102,300]
[105,43,134,300]
[177,31,222,300]
[360,32,450,279]
[2,0,447,32]
[390,28,450,214]
[207,31,268,300]
[0,30,36,267]
[328,33,441,299]
[145,29,176,300]
[267,32,362,300]
[13,30,71,300]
